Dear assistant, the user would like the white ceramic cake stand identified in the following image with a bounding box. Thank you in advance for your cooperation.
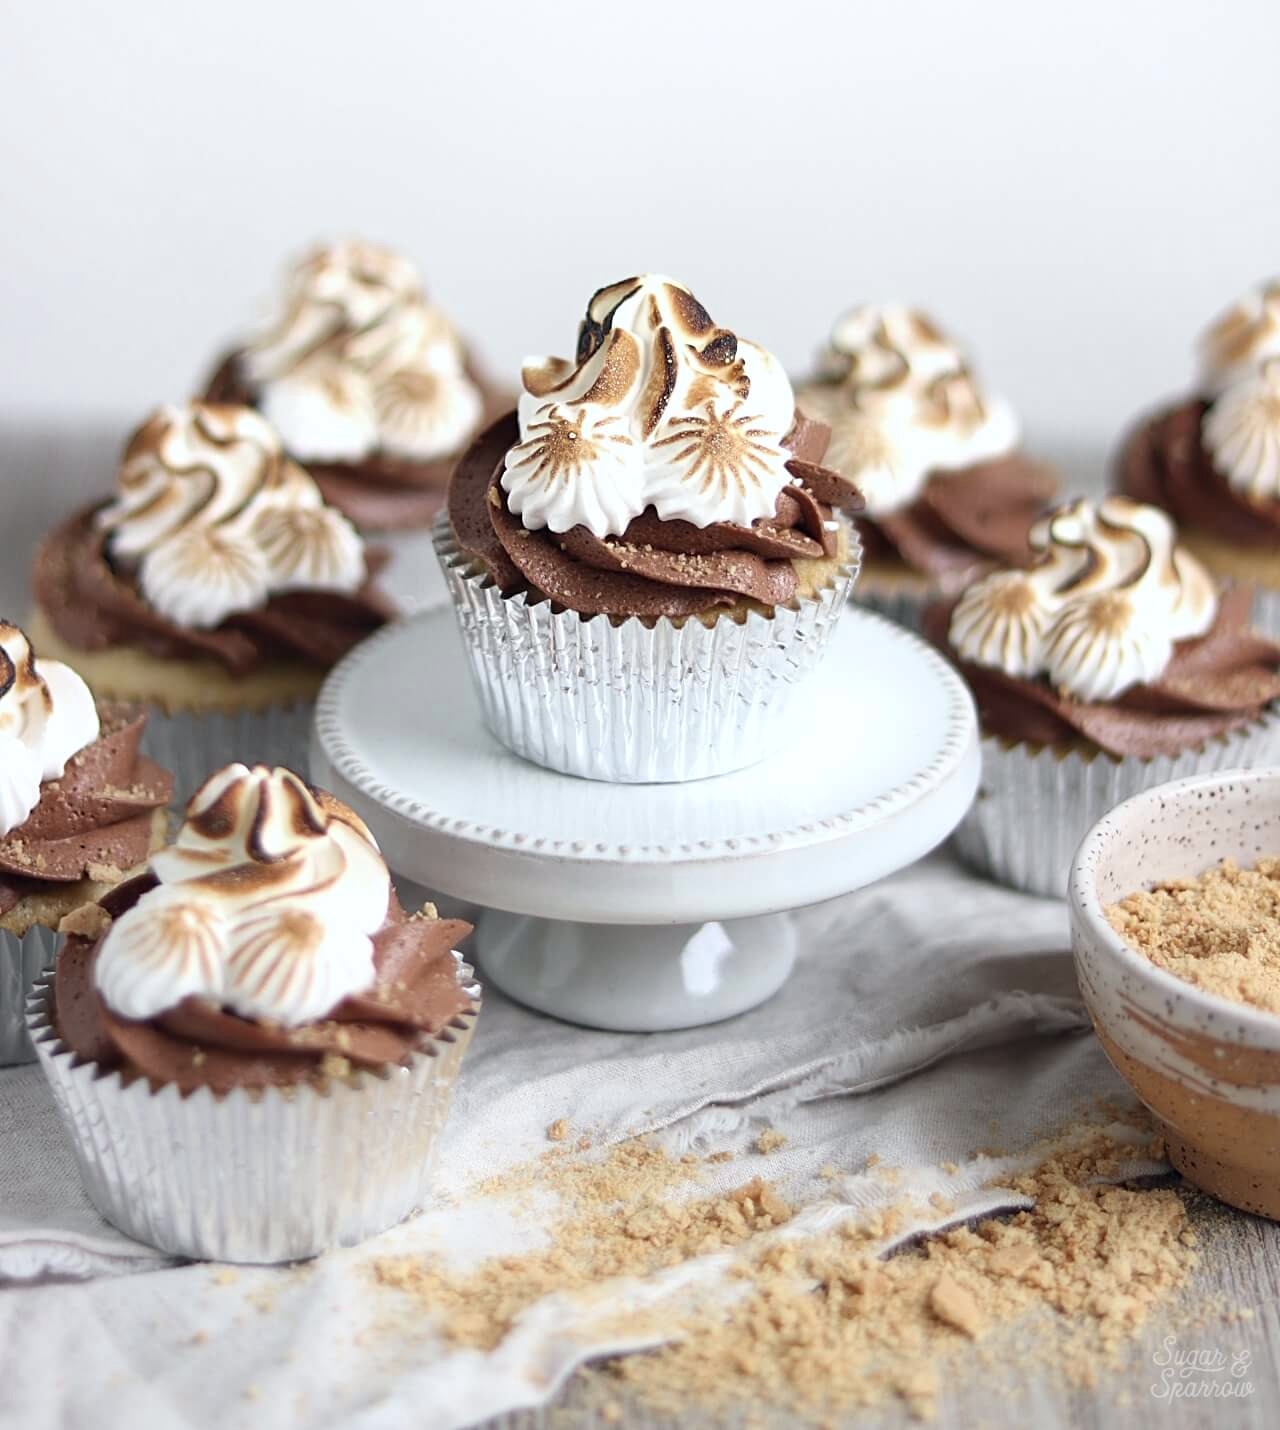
[311,606,980,1031]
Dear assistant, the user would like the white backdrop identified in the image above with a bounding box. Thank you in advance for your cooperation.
[2,0,1278,450]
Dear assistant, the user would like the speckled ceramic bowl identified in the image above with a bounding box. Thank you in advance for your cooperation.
[1070,766,1280,1219]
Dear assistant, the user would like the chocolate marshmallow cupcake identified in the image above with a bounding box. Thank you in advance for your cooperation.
[0,623,171,1062]
[796,305,1057,627]
[205,240,506,530]
[438,274,864,782]
[1116,279,1280,636]
[31,401,394,795]
[29,762,479,1262]
[926,497,1280,895]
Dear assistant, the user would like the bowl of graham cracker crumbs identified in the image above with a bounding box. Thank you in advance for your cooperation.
[1069,765,1280,1220]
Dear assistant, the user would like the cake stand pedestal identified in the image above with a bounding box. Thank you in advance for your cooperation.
[311,606,980,1032]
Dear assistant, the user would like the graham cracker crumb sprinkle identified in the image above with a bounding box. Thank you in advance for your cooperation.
[58,902,112,940]
[755,1129,787,1155]
[368,1126,1206,1424]
[1107,856,1280,1012]
[546,1119,570,1143]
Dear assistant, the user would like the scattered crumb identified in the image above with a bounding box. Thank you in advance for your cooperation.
[755,1129,787,1155]
[547,1119,570,1143]
[366,1123,1207,1425]
[210,1269,239,1287]
[58,903,112,940]
[320,1054,352,1081]
[929,1274,985,1338]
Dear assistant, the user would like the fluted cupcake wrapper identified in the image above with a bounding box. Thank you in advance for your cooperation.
[953,709,1280,897]
[26,972,479,1264]
[139,703,315,804]
[433,514,861,783]
[0,924,61,1065]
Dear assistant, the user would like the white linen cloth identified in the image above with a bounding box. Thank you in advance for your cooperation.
[0,850,1162,1430]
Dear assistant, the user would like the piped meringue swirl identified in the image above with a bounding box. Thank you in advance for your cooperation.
[0,623,99,838]
[1198,279,1280,397]
[949,497,1217,702]
[796,305,1021,519]
[95,403,366,631]
[244,240,483,466]
[95,764,389,1026]
[503,276,799,536]
[1202,358,1280,504]
[53,765,476,1093]
[451,277,863,620]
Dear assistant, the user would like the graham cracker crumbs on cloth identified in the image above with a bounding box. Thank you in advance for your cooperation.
[1107,856,1280,1012]
[370,1126,1204,1424]
[755,1129,787,1155]
[546,1119,570,1143]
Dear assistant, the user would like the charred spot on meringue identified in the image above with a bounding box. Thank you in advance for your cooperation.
[573,330,642,409]
[640,326,679,437]
[667,285,716,337]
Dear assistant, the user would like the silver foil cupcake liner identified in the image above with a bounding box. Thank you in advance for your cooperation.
[140,702,315,803]
[432,514,861,783]
[27,970,479,1263]
[953,709,1280,897]
[0,924,61,1065]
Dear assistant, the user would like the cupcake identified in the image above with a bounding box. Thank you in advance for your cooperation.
[926,496,1280,895]
[30,401,394,797]
[28,762,479,1263]
[796,305,1057,628]
[0,622,171,1063]
[437,274,864,783]
[1115,278,1280,636]
[204,239,507,530]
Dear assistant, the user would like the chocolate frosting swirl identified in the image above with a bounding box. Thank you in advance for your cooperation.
[53,878,476,1093]
[857,455,1059,587]
[1116,398,1280,549]
[206,349,510,529]
[926,585,1280,757]
[34,504,395,678]
[449,411,862,619]
[0,706,171,917]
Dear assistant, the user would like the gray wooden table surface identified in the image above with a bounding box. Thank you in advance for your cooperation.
[3,420,1278,1428]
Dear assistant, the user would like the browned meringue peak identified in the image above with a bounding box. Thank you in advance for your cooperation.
[928,584,1280,759]
[53,765,477,1094]
[1198,279,1280,395]
[795,304,1022,520]
[96,402,369,631]
[226,239,487,471]
[947,497,1219,704]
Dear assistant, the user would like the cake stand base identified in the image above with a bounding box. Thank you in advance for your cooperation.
[313,604,979,1031]
[476,910,798,1031]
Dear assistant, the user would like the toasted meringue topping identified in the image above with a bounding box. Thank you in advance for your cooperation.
[948,497,1218,701]
[0,623,99,838]
[501,275,796,536]
[244,239,483,464]
[95,765,393,1025]
[1198,279,1280,396]
[97,402,366,629]
[796,304,1019,518]
[1203,358,1280,504]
